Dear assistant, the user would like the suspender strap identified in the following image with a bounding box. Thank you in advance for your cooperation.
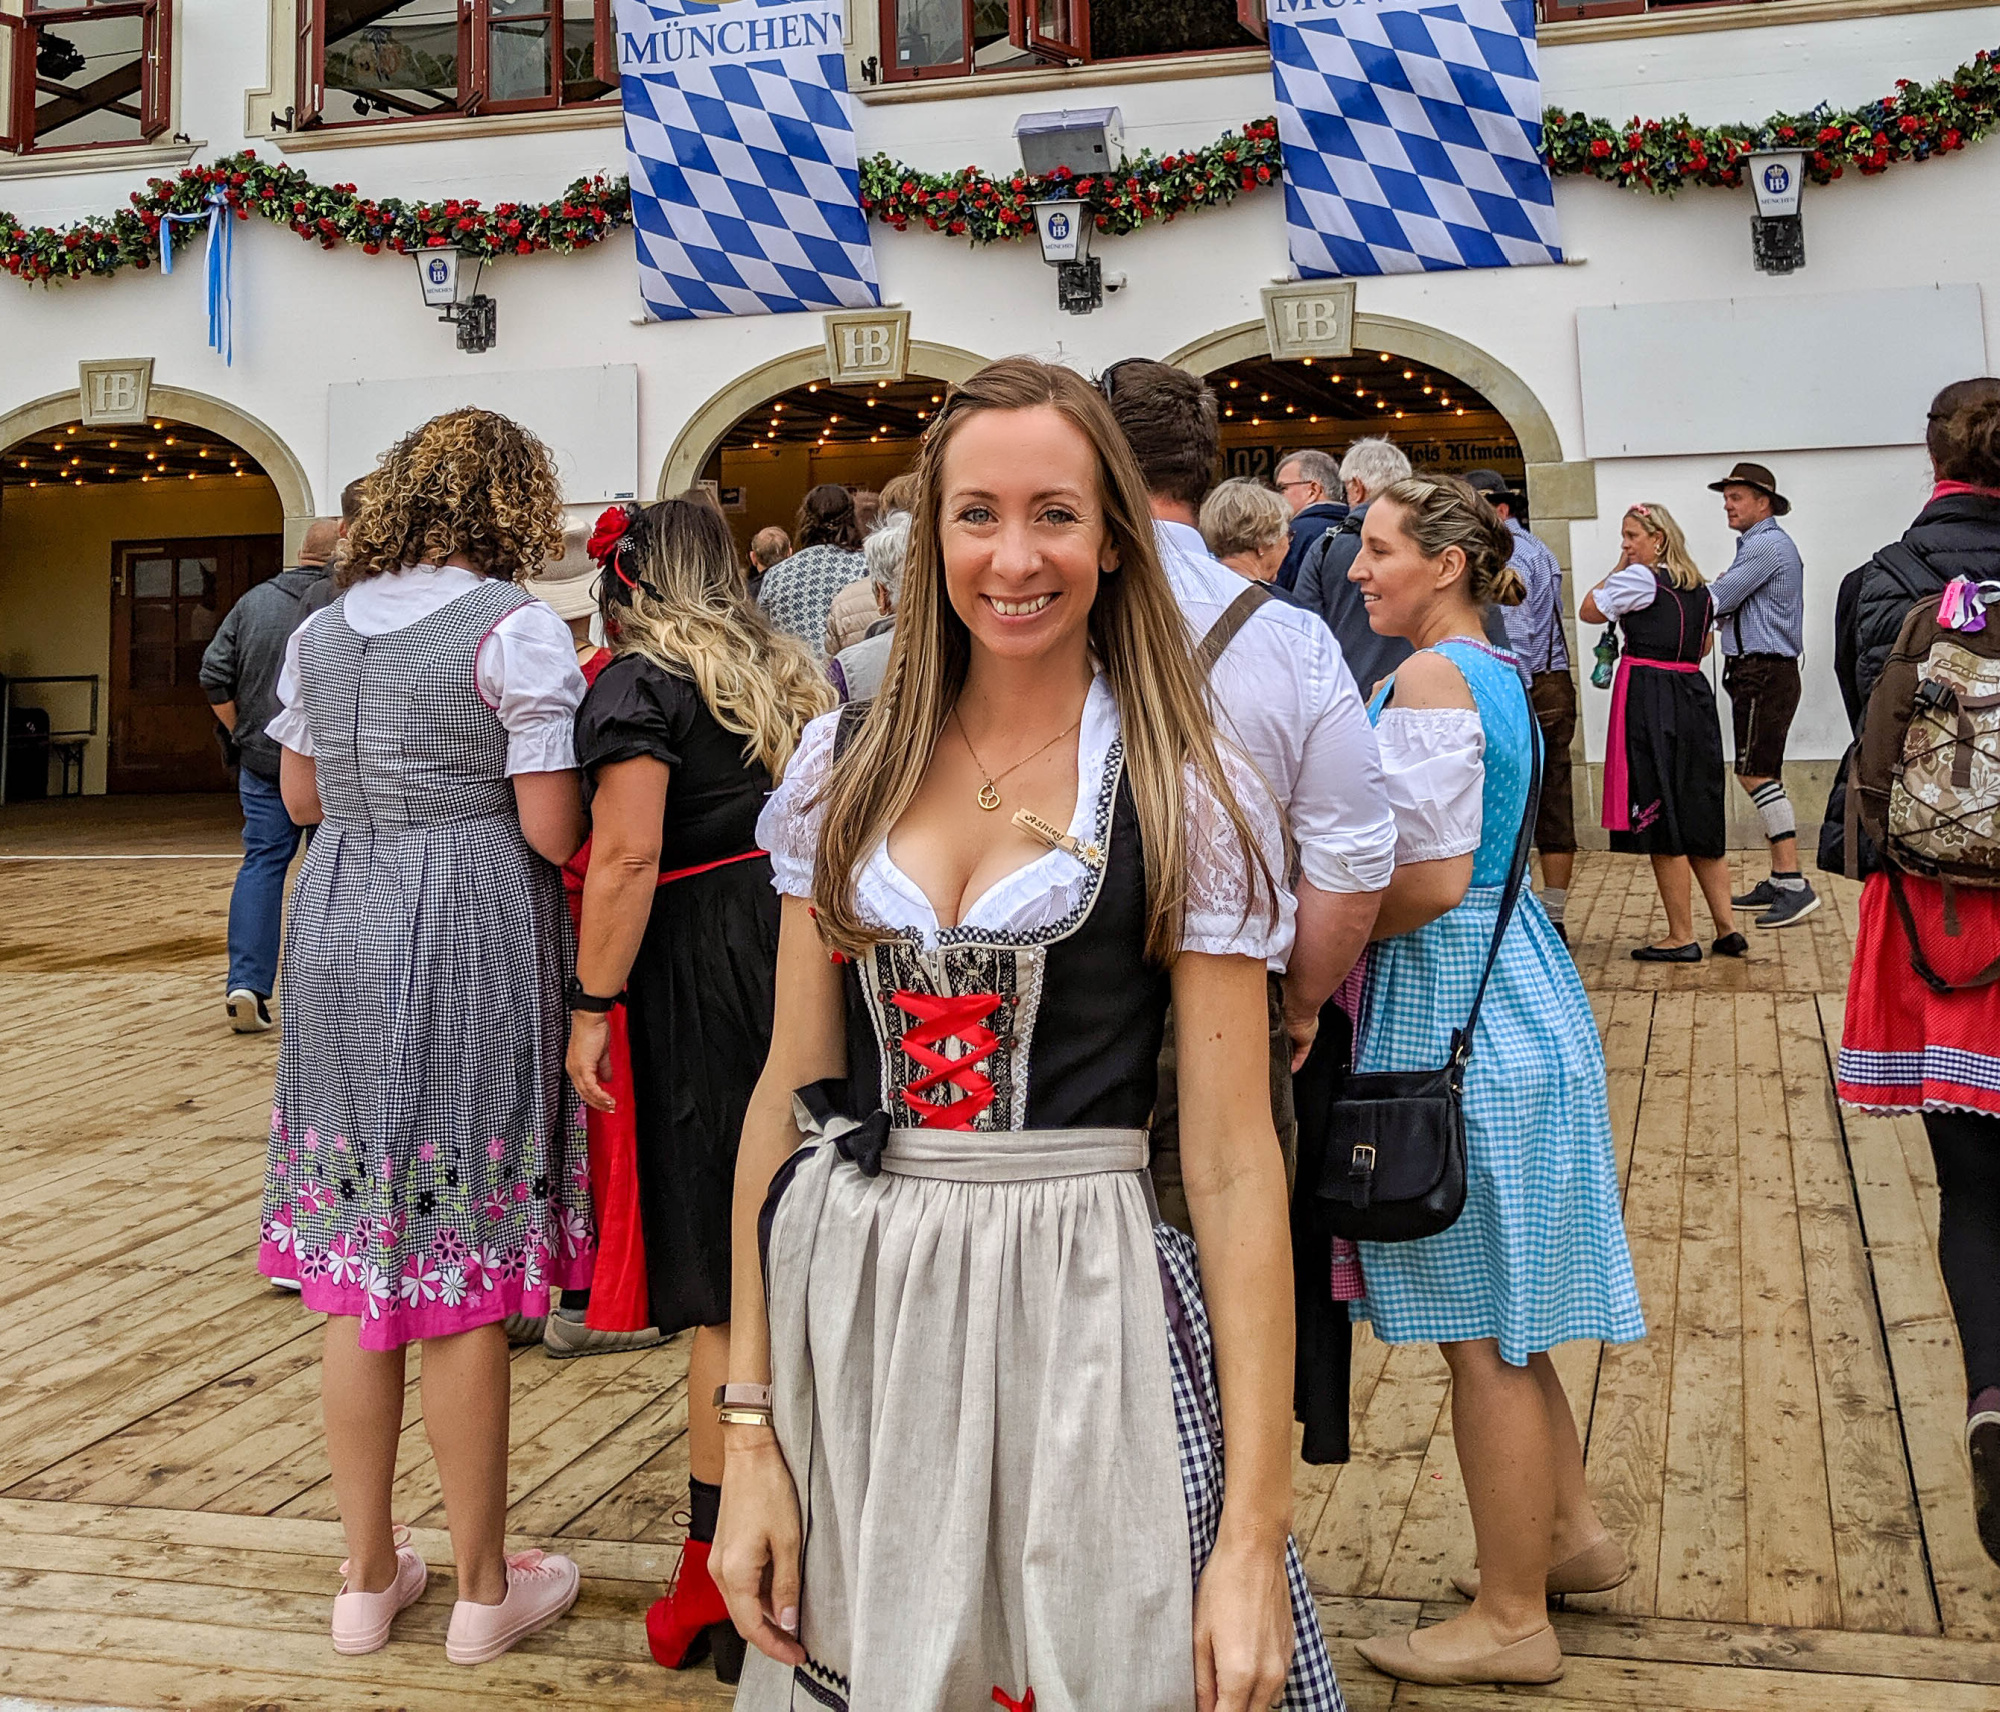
[1197,583,1273,677]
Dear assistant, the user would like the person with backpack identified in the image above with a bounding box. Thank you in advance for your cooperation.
[1836,378,2000,1572]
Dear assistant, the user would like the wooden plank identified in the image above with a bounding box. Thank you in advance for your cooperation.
[1579,991,1691,1617]
[1779,996,1939,1636]
[1655,994,1747,1621]
[1733,994,1844,1631]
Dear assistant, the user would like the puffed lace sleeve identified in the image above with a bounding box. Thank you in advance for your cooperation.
[1592,563,1661,621]
[477,599,587,775]
[1181,754,1297,964]
[756,709,840,898]
[1376,708,1485,862]
[264,622,315,756]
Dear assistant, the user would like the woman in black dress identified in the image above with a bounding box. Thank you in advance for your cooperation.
[565,496,832,1680]
[1581,502,1743,962]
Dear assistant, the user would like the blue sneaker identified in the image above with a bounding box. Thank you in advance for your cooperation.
[1756,883,1820,929]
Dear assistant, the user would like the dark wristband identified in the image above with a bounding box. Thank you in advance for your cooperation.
[564,975,623,1013]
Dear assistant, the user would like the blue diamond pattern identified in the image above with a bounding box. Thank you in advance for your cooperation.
[1272,0,1562,279]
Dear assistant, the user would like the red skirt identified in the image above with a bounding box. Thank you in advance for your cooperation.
[1839,871,2000,1117]
[563,853,654,1333]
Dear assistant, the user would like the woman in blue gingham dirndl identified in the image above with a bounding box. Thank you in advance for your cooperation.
[1354,637,1644,1361]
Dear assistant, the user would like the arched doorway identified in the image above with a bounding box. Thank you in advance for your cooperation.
[0,391,311,797]
[657,340,989,560]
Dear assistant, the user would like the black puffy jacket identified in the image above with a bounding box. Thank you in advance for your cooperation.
[1818,490,2000,874]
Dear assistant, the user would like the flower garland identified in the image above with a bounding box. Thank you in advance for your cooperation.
[1544,45,1999,192]
[3,45,1994,286]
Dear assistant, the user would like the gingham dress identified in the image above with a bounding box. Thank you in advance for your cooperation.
[1354,640,1644,1364]
[257,579,593,1350]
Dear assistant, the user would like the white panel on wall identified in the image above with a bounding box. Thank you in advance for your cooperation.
[327,365,640,506]
[1577,285,1986,459]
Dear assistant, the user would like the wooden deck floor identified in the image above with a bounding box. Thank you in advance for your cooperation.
[3,795,1998,1711]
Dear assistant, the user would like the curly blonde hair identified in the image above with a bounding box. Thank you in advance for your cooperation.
[602,496,833,780]
[338,408,565,588]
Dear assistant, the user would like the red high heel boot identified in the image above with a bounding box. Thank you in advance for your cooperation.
[646,1537,745,1682]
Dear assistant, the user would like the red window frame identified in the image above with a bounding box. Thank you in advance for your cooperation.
[3,0,170,155]
[876,0,1280,85]
[301,0,616,130]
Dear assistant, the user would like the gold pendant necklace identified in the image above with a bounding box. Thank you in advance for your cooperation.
[954,706,1083,812]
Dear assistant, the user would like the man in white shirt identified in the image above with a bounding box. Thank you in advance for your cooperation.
[1101,360,1396,1213]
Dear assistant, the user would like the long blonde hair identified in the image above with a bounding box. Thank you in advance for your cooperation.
[810,356,1275,966]
[599,496,832,780]
[1626,502,1703,590]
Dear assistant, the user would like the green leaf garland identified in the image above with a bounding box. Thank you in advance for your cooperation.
[3,45,1994,287]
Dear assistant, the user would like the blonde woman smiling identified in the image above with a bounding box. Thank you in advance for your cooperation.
[713,358,1341,1712]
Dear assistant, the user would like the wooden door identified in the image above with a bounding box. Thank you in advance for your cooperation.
[109,535,282,793]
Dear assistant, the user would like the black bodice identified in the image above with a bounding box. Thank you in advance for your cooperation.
[1621,574,1714,665]
[836,754,1170,1134]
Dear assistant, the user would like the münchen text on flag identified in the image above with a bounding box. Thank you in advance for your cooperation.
[614,0,880,320]
[1269,0,1562,277]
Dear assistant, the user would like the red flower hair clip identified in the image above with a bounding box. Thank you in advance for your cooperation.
[587,504,635,567]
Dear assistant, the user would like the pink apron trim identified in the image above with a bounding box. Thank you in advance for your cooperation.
[1602,656,1701,833]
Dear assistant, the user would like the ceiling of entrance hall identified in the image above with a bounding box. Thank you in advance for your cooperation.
[1212,354,1487,431]
[3,423,264,490]
[721,376,948,451]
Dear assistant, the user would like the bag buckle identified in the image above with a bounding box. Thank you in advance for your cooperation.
[1348,1143,1377,1210]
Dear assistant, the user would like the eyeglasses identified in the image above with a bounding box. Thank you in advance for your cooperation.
[1276,478,1316,493]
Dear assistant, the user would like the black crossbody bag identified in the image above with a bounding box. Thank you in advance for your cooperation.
[1316,715,1543,1243]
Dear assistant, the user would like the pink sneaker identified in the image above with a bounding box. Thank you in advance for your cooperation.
[331,1527,428,1655]
[444,1549,581,1665]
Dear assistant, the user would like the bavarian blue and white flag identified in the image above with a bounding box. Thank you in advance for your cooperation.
[1269,0,1562,276]
[614,0,880,319]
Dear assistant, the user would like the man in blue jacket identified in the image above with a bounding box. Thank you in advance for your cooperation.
[1273,448,1347,593]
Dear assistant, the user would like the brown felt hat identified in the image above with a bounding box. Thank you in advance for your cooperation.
[1707,460,1791,516]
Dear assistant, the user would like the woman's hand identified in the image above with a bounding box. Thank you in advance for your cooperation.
[1193,1531,1295,1712]
[713,1433,807,1667]
[565,1010,615,1112]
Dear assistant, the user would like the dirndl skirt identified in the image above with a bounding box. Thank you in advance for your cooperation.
[1352,887,1646,1365]
[742,1122,1342,1712]
[1838,871,2000,1116]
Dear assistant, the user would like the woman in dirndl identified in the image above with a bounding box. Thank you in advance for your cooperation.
[1836,378,2000,1568]
[1580,503,1744,962]
[711,357,1341,1712]
[1343,478,1646,1689]
[564,496,832,1683]
[260,408,594,1663]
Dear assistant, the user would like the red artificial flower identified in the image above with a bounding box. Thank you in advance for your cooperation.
[1946,128,1965,149]
[1589,138,1612,159]
[587,506,634,565]
[1899,115,1922,134]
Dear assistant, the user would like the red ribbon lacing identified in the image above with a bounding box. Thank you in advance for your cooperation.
[993,1690,1035,1712]
[891,989,1003,1130]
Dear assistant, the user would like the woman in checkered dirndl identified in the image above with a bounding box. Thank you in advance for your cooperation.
[1342,479,1645,1689]
[711,359,1342,1712]
[258,410,596,1665]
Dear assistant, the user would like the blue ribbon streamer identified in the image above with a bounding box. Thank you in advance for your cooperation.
[159,189,234,365]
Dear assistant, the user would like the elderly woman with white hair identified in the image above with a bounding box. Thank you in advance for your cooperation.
[1199,478,1294,584]
[828,509,912,703]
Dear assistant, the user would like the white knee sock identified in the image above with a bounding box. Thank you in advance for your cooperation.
[1541,886,1567,925]
[1750,779,1796,844]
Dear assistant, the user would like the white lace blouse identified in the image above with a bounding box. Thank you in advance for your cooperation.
[756,674,1296,964]
[1374,707,1485,863]
[267,565,586,775]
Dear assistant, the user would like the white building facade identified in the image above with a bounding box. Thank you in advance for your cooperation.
[1,0,1994,828]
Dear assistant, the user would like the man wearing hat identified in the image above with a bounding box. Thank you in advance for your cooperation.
[1468,468,1578,944]
[1709,460,1816,928]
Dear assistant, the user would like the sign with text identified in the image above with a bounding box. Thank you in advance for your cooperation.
[78,358,154,426]
[614,0,880,320]
[1262,281,1355,359]
[1268,0,1562,277]
[823,308,910,382]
